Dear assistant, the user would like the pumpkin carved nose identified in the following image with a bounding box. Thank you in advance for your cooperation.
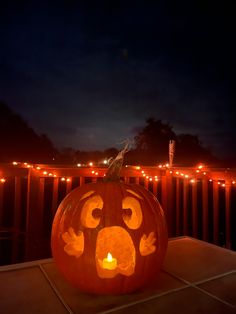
[95,226,136,278]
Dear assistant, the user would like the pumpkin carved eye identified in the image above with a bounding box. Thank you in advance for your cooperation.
[81,195,103,228]
[122,196,143,229]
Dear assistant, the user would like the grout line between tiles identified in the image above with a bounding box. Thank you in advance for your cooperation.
[163,270,236,311]
[194,270,236,285]
[97,286,190,314]
[0,258,53,272]
[39,264,73,314]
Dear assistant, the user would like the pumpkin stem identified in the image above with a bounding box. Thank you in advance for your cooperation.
[104,141,130,182]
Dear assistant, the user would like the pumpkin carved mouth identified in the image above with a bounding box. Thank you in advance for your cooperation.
[95,226,136,278]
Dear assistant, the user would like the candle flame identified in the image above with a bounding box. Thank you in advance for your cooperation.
[107,252,113,261]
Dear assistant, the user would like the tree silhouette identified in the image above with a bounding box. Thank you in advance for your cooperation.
[0,101,58,163]
[131,118,177,164]
[130,117,217,166]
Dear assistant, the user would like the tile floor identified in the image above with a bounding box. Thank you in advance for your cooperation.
[1,237,236,314]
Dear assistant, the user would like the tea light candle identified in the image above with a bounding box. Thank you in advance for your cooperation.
[102,252,117,270]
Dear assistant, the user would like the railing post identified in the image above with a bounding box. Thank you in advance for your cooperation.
[0,183,4,226]
[161,173,174,237]
[175,177,180,236]
[79,176,85,186]
[66,179,72,194]
[225,181,231,249]
[11,176,22,263]
[14,177,22,231]
[202,178,209,241]
[25,169,45,261]
[183,178,189,235]
[192,181,198,238]
[213,181,219,245]
[52,177,59,217]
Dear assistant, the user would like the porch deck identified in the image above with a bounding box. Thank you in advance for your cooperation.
[1,236,236,314]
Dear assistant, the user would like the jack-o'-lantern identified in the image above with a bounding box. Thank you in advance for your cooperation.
[51,145,168,294]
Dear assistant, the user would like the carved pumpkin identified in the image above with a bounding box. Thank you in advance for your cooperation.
[51,146,168,294]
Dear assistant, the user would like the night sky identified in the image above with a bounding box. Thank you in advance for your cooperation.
[0,1,235,159]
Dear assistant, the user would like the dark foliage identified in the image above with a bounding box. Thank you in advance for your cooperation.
[0,101,58,163]
[127,117,219,166]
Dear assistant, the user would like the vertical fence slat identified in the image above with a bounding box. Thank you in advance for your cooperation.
[202,179,209,241]
[225,182,231,249]
[25,170,45,261]
[0,183,4,226]
[52,178,59,216]
[213,181,219,245]
[192,182,198,238]
[176,178,180,235]
[14,177,21,231]
[166,174,174,237]
[66,179,72,194]
[183,179,189,235]
[79,176,85,186]
[153,180,158,197]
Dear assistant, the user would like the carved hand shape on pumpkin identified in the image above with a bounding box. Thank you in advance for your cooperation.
[139,232,156,256]
[62,227,84,258]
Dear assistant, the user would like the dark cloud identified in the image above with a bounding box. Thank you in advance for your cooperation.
[0,1,235,158]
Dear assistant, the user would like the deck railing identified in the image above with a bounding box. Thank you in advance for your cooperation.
[0,163,236,265]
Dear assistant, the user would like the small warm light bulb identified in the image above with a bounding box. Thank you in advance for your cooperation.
[103,159,108,165]
[12,161,18,165]
[61,177,66,181]
[89,162,93,167]
[0,178,6,183]
[77,163,81,167]
[136,166,140,170]
[66,178,71,182]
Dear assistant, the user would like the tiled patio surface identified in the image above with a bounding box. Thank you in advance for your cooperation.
[1,236,236,314]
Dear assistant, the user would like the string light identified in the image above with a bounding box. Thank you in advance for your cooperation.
[1,160,236,188]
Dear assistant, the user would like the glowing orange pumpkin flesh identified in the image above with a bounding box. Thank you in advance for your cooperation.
[51,181,168,295]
